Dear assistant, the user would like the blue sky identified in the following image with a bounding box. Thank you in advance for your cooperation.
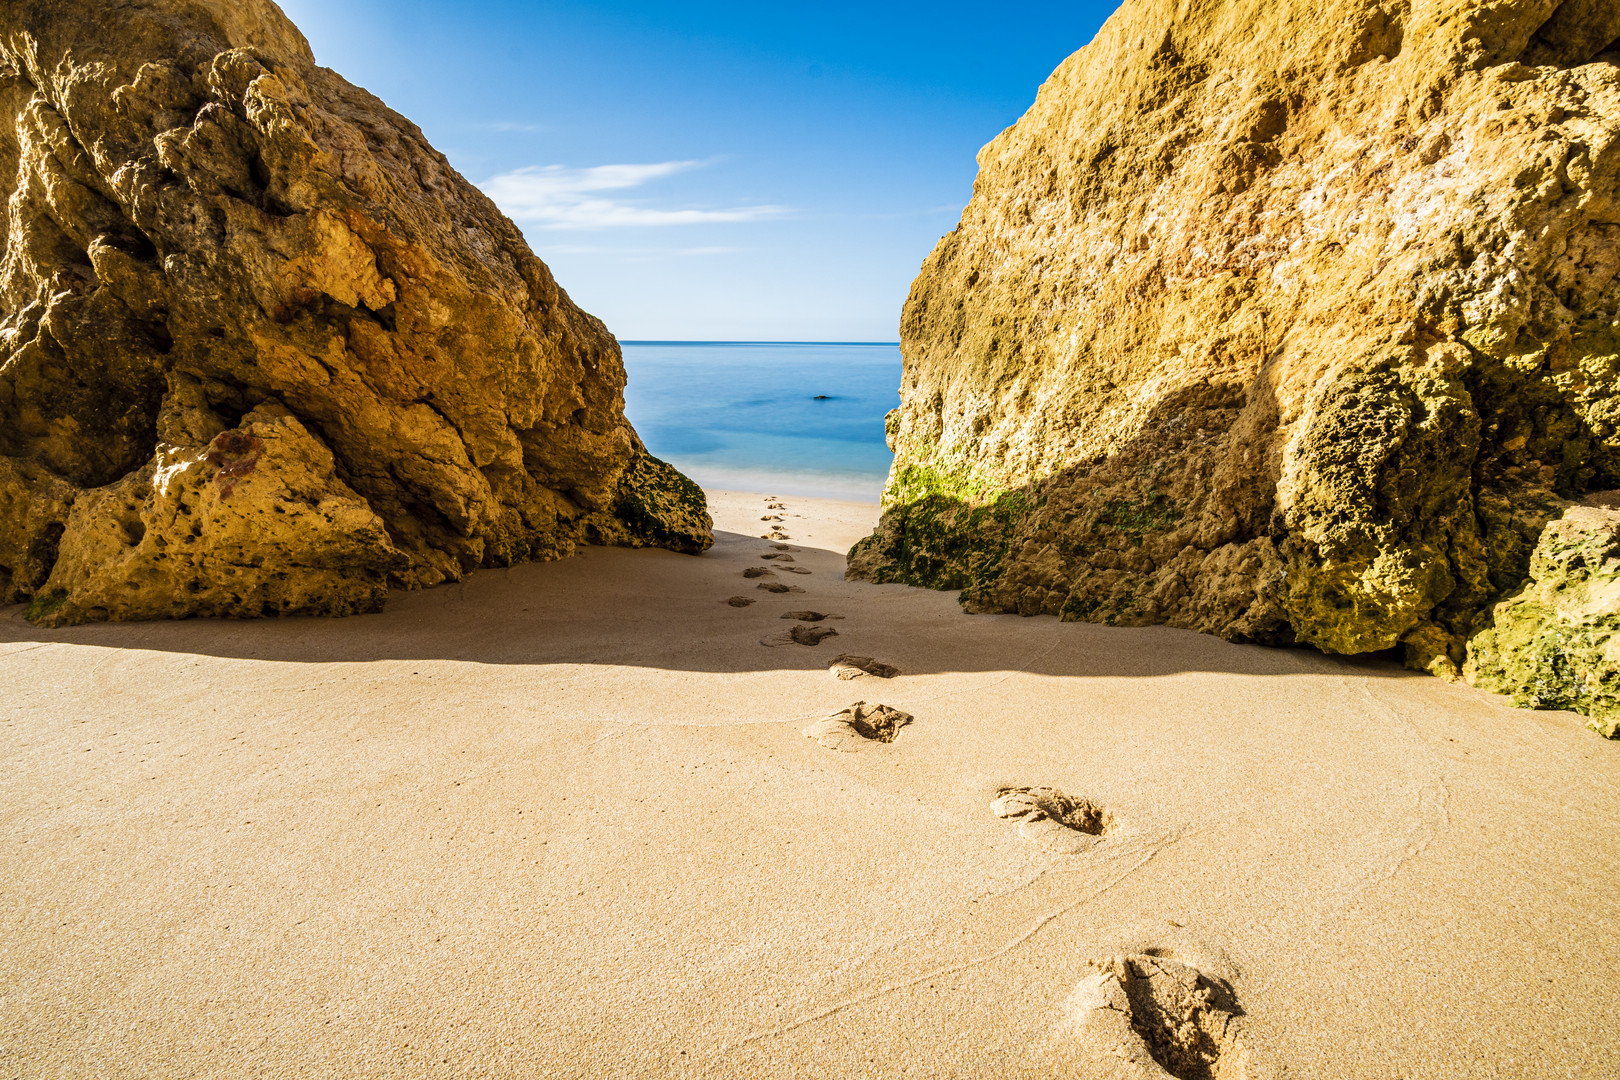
[274,1,1117,340]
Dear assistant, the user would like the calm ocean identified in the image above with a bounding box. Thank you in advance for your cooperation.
[620,341,900,502]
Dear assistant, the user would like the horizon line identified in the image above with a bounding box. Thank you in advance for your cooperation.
[620,339,900,347]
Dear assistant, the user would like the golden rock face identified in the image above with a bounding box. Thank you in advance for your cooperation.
[851,0,1620,715]
[0,0,710,626]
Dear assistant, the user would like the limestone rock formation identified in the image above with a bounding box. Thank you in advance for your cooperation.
[1466,496,1620,735]
[0,0,710,626]
[850,0,1620,730]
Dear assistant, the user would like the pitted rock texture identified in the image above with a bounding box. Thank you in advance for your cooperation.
[850,0,1620,723]
[0,0,710,626]
[1466,496,1620,735]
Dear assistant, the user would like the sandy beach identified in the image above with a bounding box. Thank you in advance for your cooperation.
[2,489,1617,1078]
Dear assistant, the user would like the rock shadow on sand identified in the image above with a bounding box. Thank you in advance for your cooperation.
[0,528,1438,684]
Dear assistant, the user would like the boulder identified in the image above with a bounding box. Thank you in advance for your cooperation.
[850,0,1620,729]
[1466,498,1620,737]
[0,0,710,626]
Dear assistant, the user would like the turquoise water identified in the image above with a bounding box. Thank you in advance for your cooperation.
[621,342,900,502]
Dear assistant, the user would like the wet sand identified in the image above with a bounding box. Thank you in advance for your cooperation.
[2,490,1617,1078]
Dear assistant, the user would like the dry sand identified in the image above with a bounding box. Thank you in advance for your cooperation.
[2,490,1617,1078]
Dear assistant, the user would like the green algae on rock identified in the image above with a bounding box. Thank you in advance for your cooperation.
[591,453,714,556]
[1466,500,1620,737]
[0,0,710,627]
[850,0,1620,730]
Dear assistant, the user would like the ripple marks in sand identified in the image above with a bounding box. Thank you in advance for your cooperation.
[828,654,900,680]
[993,786,1111,854]
[1062,954,1248,1080]
[802,701,913,750]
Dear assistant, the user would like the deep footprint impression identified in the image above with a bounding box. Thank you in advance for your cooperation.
[992,786,1111,854]
[757,582,805,594]
[778,566,811,575]
[760,625,839,647]
[1063,954,1248,1080]
[802,701,914,751]
[726,597,756,608]
[742,567,775,578]
[829,654,900,680]
[781,611,842,621]
[760,553,795,561]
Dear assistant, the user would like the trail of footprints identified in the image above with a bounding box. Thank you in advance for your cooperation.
[717,497,1250,1075]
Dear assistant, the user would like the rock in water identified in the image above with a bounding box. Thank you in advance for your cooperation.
[849,0,1620,729]
[0,0,711,626]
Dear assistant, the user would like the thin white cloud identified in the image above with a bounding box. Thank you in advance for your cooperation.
[482,161,786,229]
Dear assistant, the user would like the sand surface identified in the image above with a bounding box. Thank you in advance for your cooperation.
[2,490,1617,1078]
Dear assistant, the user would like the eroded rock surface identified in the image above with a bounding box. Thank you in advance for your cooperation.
[850,0,1620,727]
[0,0,710,626]
[1466,497,1620,734]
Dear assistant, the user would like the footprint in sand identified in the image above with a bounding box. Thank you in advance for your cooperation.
[725,596,756,607]
[770,543,791,551]
[802,701,913,751]
[759,553,795,562]
[781,610,842,621]
[1060,953,1248,1079]
[743,567,776,578]
[760,624,839,647]
[757,582,805,594]
[761,515,783,521]
[828,654,900,680]
[778,565,811,575]
[992,786,1111,854]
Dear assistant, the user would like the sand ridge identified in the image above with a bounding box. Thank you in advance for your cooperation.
[1,489,1617,1077]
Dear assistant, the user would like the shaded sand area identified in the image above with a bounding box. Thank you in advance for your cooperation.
[3,491,1618,1078]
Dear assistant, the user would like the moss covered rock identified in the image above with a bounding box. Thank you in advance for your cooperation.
[1467,501,1620,736]
[590,453,714,556]
[851,0,1620,727]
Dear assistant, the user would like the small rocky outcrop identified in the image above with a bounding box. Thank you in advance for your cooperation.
[850,0,1620,731]
[0,0,710,627]
[1466,497,1620,735]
